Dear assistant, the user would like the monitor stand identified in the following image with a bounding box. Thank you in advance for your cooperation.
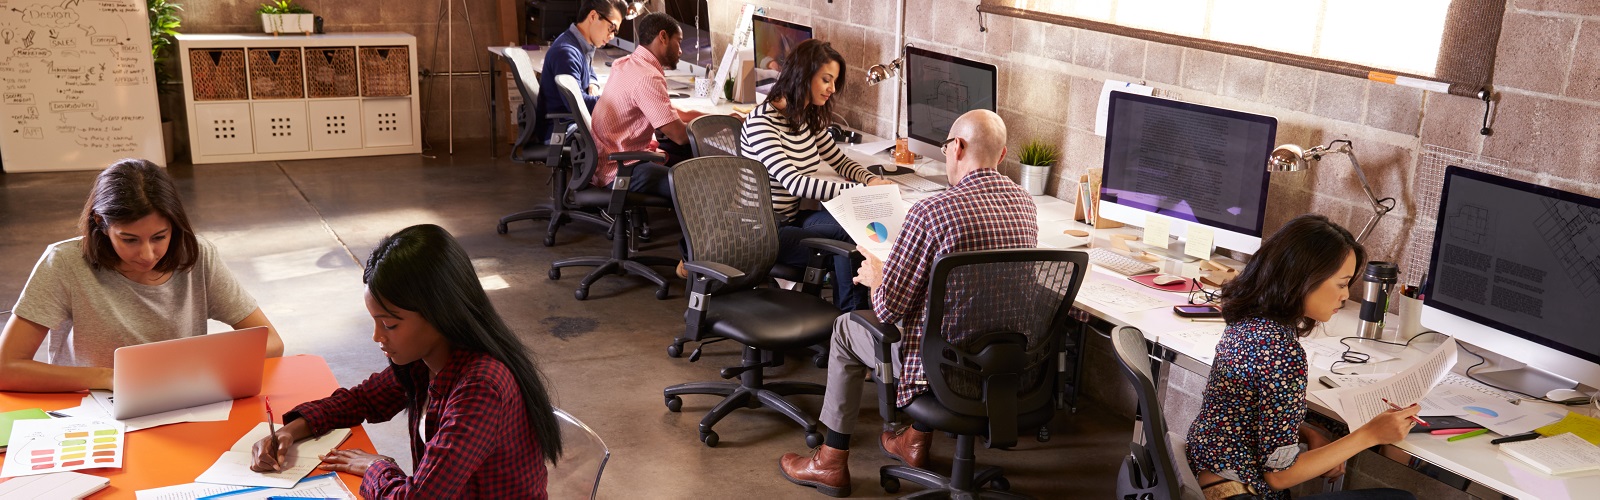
[1473,364,1576,397]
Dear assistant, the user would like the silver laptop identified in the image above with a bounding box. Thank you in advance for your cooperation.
[111,327,269,419]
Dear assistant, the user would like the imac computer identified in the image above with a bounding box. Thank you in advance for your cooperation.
[612,1,711,77]
[752,14,812,103]
[1421,166,1600,392]
[1098,91,1275,257]
[904,46,997,162]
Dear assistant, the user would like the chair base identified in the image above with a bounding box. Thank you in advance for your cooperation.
[551,254,675,300]
[663,348,826,448]
[496,204,609,247]
[879,435,1028,499]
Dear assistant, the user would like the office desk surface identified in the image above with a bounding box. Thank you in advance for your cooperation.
[0,355,375,498]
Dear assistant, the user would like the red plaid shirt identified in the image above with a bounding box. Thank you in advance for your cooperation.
[590,46,679,187]
[875,168,1039,407]
[286,350,547,499]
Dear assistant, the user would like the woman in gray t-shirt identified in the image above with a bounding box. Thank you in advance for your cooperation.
[0,159,283,392]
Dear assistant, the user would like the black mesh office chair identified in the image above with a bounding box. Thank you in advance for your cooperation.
[661,156,852,448]
[491,48,608,246]
[547,74,675,300]
[686,114,744,157]
[1111,325,1189,500]
[852,249,1088,497]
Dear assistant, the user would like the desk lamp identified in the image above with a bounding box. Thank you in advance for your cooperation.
[1267,139,1395,242]
[625,1,648,20]
[866,56,902,86]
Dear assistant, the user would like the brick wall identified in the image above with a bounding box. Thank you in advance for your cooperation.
[714,0,1600,270]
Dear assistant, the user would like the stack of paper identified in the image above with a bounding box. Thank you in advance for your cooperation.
[1315,339,1458,428]
[194,423,352,488]
[820,184,911,257]
[50,390,232,432]
[1499,432,1600,475]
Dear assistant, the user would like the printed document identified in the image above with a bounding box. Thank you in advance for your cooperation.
[1323,338,1458,428]
[821,184,911,257]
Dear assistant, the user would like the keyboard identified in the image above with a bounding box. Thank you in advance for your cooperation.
[1087,247,1158,276]
[887,174,947,192]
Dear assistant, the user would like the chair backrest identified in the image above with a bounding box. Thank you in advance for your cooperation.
[667,156,780,291]
[1110,325,1185,500]
[919,249,1089,448]
[687,114,744,158]
[553,74,600,191]
[545,407,610,500]
[502,48,553,164]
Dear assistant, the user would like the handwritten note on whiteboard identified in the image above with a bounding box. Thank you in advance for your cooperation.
[0,0,165,172]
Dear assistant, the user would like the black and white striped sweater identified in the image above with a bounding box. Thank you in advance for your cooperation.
[738,102,877,222]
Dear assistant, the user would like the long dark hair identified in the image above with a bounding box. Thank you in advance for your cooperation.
[78,158,200,273]
[363,224,562,463]
[762,39,845,134]
[1219,214,1365,336]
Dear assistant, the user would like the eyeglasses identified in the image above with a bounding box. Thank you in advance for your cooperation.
[604,18,620,35]
[940,137,963,151]
[1188,278,1220,305]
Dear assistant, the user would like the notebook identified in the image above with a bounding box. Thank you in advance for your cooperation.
[0,408,50,451]
[1499,432,1600,475]
[0,471,109,499]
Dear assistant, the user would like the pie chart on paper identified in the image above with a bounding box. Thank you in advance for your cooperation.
[867,222,889,243]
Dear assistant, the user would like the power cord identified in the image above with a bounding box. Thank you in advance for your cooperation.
[1326,330,1440,375]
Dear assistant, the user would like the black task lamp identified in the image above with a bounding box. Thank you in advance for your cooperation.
[1267,140,1396,242]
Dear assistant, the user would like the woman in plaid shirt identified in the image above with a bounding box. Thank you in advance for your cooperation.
[249,224,562,499]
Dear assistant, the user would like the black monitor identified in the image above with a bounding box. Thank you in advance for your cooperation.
[663,0,711,73]
[1098,91,1275,255]
[904,46,996,161]
[752,14,812,100]
[1421,166,1600,390]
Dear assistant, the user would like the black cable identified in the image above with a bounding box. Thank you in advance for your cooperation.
[1326,330,1439,375]
[1456,342,1592,406]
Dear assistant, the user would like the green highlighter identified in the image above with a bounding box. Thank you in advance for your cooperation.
[0,408,52,450]
[1447,428,1491,442]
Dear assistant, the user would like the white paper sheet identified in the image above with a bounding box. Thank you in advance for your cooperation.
[1076,282,1171,314]
[193,423,352,489]
[1324,338,1458,428]
[1158,324,1226,363]
[1096,81,1156,136]
[1032,195,1078,222]
[1300,337,1398,371]
[820,184,911,257]
[76,391,233,432]
[134,482,248,500]
[1422,384,1564,435]
[850,139,896,156]
[1,417,126,478]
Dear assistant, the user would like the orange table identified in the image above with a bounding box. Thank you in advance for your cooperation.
[0,355,376,498]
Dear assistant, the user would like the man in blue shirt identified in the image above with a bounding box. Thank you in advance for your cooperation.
[532,0,627,142]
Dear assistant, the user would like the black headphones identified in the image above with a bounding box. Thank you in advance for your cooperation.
[826,124,862,144]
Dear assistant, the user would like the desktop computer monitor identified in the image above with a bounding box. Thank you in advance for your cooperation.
[1098,91,1275,256]
[611,1,711,76]
[752,14,813,103]
[1421,166,1600,391]
[904,46,997,162]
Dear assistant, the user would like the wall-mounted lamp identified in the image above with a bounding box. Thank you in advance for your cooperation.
[866,56,903,86]
[1268,139,1395,242]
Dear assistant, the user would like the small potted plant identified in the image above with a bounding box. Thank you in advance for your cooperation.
[258,1,313,35]
[1018,139,1059,196]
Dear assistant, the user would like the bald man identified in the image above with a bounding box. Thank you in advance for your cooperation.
[779,110,1040,496]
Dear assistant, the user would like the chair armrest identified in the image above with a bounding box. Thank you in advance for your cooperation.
[684,260,745,284]
[799,238,857,258]
[609,151,667,164]
[848,310,899,347]
[849,309,903,425]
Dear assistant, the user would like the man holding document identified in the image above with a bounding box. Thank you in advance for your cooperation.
[778,110,1039,496]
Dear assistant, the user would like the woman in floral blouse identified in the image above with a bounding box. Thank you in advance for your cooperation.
[1186,214,1418,500]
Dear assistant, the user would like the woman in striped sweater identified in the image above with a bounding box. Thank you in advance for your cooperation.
[739,39,895,312]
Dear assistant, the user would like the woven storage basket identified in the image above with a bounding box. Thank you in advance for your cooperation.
[305,47,359,98]
[359,46,411,97]
[247,47,306,99]
[189,49,248,101]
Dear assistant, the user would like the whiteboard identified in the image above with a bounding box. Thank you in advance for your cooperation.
[0,0,164,172]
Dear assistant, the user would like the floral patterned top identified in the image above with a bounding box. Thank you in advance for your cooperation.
[1185,317,1307,497]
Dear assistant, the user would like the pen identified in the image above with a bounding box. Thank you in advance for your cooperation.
[1381,398,1429,427]
[1430,427,1484,436]
[1490,432,1541,444]
[265,396,277,437]
[1446,428,1490,441]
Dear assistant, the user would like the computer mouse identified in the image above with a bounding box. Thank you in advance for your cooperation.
[1546,388,1588,402]
[1152,274,1187,286]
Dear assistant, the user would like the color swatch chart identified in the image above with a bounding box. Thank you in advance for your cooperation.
[1,417,126,478]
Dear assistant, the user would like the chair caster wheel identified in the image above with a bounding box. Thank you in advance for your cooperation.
[812,353,827,369]
[880,475,900,494]
[549,268,561,280]
[655,287,670,300]
[639,226,652,241]
[805,431,823,448]
[496,223,508,235]
[575,287,589,300]
[665,395,682,412]
[667,343,683,358]
[1037,427,1051,443]
[700,430,718,447]
[988,476,1010,491]
[543,236,555,246]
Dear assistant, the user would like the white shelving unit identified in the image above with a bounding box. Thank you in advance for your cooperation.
[177,33,421,164]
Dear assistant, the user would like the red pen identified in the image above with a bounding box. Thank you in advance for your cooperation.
[1382,398,1429,427]
[265,396,277,436]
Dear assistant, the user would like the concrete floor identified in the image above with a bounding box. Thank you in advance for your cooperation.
[0,142,1129,498]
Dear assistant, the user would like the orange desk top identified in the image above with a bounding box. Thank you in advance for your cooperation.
[0,355,375,498]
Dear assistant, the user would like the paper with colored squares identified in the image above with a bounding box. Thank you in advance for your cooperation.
[0,417,126,478]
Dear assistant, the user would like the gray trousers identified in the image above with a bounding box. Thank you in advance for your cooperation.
[819,313,902,436]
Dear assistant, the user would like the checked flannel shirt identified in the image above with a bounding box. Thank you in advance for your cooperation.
[874,168,1039,408]
[286,349,547,499]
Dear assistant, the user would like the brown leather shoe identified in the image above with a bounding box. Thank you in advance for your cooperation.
[779,445,851,497]
[881,426,932,469]
[676,260,688,279]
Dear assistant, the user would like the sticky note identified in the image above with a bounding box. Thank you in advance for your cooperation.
[1143,215,1171,249]
[1184,224,1216,260]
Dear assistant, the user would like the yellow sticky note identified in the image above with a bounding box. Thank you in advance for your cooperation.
[1536,412,1600,445]
[1143,215,1171,249]
[1184,224,1215,260]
